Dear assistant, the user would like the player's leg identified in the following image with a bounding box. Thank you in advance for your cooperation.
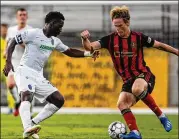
[30,97,36,118]
[6,73,21,116]
[132,76,172,132]
[19,90,41,139]
[7,91,14,114]
[32,91,65,125]
[14,68,41,139]
[117,91,142,139]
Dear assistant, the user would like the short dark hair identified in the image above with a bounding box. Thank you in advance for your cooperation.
[16,8,27,13]
[45,11,65,23]
[1,23,8,28]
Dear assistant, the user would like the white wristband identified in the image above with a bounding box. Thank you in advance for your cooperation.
[84,51,92,57]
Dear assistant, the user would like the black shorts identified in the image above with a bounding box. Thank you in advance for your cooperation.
[121,72,155,94]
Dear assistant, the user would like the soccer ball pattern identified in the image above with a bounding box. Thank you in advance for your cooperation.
[108,121,127,139]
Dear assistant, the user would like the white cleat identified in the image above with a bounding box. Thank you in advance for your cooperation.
[23,125,41,139]
[32,133,39,139]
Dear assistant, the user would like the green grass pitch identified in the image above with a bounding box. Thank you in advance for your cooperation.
[1,114,178,139]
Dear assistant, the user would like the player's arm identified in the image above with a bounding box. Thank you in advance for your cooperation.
[81,30,102,51]
[63,47,99,60]
[153,41,178,56]
[141,33,178,56]
[3,38,17,76]
[3,30,32,76]
[55,38,99,60]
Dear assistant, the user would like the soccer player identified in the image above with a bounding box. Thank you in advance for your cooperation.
[4,8,33,117]
[80,6,178,139]
[3,11,99,139]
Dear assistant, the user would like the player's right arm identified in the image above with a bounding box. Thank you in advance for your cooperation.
[81,30,101,51]
[3,30,33,76]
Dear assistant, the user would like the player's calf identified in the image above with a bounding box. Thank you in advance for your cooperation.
[31,91,65,125]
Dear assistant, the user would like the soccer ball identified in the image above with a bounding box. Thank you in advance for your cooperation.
[108,121,127,139]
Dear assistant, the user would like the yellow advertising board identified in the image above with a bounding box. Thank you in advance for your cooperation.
[48,48,168,108]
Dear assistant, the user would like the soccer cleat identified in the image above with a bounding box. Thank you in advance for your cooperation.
[13,109,19,117]
[13,102,21,117]
[32,133,40,139]
[119,131,142,139]
[159,116,172,132]
[23,125,41,139]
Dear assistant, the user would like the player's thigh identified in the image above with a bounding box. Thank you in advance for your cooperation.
[14,68,36,96]
[117,91,137,110]
[35,78,58,103]
[132,78,148,96]
[6,72,16,88]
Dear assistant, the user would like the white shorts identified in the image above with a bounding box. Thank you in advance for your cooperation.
[14,65,58,103]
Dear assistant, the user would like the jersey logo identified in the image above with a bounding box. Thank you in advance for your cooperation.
[40,45,54,51]
[131,42,137,48]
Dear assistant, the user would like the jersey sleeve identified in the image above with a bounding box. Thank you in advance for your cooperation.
[55,38,69,52]
[98,35,110,49]
[14,30,34,44]
[141,33,155,48]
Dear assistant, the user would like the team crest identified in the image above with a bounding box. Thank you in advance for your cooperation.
[131,42,137,48]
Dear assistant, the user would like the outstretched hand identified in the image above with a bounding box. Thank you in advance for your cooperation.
[3,61,14,76]
[90,46,100,61]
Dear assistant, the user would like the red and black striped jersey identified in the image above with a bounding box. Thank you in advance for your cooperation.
[98,31,155,83]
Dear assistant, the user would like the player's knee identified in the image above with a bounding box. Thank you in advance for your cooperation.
[20,91,33,102]
[56,95,65,108]
[132,86,143,96]
[47,91,65,109]
[117,100,128,111]
[7,83,15,89]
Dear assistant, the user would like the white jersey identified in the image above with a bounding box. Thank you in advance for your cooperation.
[6,25,33,71]
[15,28,69,72]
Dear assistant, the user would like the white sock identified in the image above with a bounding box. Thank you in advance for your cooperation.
[158,113,165,118]
[9,86,20,103]
[32,103,59,125]
[19,101,32,130]
[30,97,35,115]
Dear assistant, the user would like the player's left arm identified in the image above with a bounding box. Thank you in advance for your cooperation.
[141,33,178,56]
[153,41,179,56]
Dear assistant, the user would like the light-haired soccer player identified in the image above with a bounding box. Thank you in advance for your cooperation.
[81,5,178,139]
[3,11,99,139]
[4,8,33,117]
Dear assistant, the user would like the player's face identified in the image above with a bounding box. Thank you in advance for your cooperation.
[112,18,129,38]
[48,20,64,37]
[16,11,28,25]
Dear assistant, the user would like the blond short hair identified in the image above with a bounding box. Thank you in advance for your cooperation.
[110,5,130,23]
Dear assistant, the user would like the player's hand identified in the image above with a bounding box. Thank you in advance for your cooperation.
[81,30,90,40]
[3,60,14,76]
[90,46,100,61]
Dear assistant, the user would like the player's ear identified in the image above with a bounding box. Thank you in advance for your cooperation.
[126,20,130,26]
